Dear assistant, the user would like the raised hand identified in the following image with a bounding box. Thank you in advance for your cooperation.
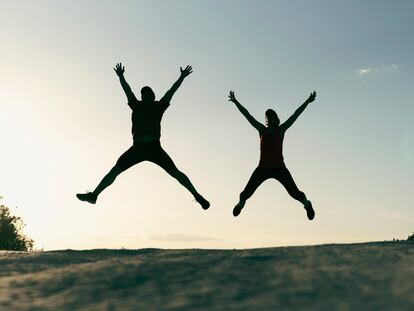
[228,90,237,103]
[180,65,193,78]
[113,62,125,77]
[305,91,317,103]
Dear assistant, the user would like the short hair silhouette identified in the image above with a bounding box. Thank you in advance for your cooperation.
[141,86,155,102]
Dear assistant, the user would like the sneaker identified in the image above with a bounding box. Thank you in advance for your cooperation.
[304,200,315,220]
[76,192,97,204]
[233,200,245,217]
[194,193,210,210]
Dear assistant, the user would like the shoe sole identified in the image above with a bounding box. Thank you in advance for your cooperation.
[76,194,96,204]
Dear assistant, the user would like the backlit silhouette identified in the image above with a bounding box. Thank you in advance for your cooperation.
[228,90,317,219]
[76,63,210,209]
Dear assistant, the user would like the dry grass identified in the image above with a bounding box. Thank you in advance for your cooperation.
[1,242,414,310]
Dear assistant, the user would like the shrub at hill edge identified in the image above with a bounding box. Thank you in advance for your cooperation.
[0,201,34,251]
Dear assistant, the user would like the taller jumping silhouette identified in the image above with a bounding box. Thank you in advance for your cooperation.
[76,63,210,209]
[228,90,316,220]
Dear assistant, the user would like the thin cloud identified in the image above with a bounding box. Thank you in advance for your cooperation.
[357,68,372,76]
[356,64,399,76]
[385,64,399,71]
[150,233,219,242]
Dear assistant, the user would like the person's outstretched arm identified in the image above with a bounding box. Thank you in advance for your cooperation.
[113,62,137,103]
[160,65,193,103]
[228,91,265,134]
[280,91,317,133]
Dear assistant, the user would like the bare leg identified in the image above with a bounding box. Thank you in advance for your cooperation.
[86,145,142,201]
[167,168,210,209]
[93,166,123,197]
[149,144,210,210]
[76,166,124,204]
[167,168,197,195]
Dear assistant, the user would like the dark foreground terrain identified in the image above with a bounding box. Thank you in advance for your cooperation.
[1,242,413,310]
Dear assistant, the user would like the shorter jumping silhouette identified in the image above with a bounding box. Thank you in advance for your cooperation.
[228,90,316,220]
[76,63,210,209]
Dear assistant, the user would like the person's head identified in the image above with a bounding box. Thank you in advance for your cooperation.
[265,109,280,127]
[141,86,156,102]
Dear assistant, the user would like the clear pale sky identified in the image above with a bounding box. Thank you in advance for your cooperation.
[0,1,413,250]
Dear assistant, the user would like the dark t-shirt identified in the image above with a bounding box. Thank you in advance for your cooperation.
[128,98,170,141]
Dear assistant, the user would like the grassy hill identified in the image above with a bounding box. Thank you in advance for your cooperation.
[1,242,413,310]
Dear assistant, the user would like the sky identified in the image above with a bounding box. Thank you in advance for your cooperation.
[0,0,413,250]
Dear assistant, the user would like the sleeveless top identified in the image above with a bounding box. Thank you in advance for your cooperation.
[258,127,285,168]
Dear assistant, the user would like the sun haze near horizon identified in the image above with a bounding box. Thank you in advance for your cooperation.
[0,1,413,250]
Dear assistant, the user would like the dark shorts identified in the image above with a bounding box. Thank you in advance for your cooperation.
[116,140,177,173]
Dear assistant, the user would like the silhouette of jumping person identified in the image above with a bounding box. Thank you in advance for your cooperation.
[228,90,316,220]
[76,63,210,209]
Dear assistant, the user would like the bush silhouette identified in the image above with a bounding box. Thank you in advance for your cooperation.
[408,233,414,241]
[0,200,34,251]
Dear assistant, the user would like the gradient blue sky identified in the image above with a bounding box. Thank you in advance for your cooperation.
[0,1,413,250]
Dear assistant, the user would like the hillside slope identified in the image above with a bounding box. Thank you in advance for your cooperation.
[1,242,413,310]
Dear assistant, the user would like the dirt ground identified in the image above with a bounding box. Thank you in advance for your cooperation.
[1,242,413,310]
